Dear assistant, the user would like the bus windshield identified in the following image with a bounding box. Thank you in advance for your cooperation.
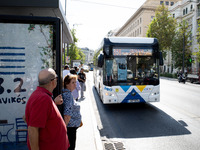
[103,56,159,86]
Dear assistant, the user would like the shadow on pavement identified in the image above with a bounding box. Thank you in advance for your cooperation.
[92,86,191,139]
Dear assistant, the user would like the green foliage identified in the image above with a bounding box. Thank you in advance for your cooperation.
[146,4,176,58]
[171,20,192,69]
[67,29,85,64]
[194,20,200,62]
[28,24,53,69]
[93,48,102,66]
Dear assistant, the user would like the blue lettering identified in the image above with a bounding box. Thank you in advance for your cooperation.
[0,96,26,104]
[104,87,112,91]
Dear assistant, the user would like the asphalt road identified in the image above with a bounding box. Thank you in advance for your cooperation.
[86,72,200,150]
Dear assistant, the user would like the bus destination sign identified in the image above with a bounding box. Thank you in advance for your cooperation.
[113,48,152,56]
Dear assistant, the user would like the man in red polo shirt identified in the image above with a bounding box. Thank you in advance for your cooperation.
[25,68,69,150]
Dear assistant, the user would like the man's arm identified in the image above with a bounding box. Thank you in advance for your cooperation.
[28,126,39,150]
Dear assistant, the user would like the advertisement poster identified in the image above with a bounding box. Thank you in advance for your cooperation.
[0,22,53,142]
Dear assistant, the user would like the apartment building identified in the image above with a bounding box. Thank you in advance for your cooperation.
[169,0,200,74]
[115,0,179,37]
[80,47,94,64]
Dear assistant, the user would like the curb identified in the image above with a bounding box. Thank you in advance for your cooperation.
[86,78,103,150]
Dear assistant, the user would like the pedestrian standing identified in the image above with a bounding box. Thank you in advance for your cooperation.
[63,75,82,150]
[70,69,81,101]
[78,68,86,98]
[25,68,69,150]
[63,65,70,79]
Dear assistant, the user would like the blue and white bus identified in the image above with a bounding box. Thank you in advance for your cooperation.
[93,37,163,104]
[88,62,94,71]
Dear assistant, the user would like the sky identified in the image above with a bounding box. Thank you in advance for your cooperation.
[62,0,146,50]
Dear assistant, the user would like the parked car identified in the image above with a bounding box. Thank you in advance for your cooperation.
[83,65,90,72]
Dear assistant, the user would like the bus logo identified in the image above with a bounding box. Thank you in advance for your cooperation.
[104,87,112,91]
[131,92,136,96]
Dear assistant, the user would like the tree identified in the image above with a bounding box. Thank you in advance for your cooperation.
[171,20,192,70]
[93,49,101,66]
[146,4,176,58]
[67,29,85,65]
[194,20,200,62]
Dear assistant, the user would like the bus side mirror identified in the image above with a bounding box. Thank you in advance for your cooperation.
[98,53,104,68]
[159,52,164,66]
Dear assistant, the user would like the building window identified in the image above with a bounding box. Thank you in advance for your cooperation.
[186,8,188,14]
[160,1,164,5]
[198,5,200,17]
[140,27,141,35]
[165,1,169,5]
[171,2,174,6]
[173,13,175,18]
[191,5,193,11]
[183,9,185,15]
[140,18,142,23]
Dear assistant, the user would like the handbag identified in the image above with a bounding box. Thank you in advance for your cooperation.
[80,121,83,127]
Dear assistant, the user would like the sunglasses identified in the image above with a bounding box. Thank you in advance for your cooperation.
[51,75,58,81]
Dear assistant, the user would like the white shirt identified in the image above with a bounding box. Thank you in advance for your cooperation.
[63,70,70,79]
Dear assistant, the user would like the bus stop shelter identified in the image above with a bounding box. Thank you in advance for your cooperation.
[0,0,73,144]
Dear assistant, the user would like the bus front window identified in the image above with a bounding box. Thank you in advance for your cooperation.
[104,56,159,86]
[130,56,159,85]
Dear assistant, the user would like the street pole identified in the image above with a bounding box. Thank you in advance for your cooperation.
[182,33,185,74]
[65,0,67,16]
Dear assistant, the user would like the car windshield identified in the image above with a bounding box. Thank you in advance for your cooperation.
[103,56,159,86]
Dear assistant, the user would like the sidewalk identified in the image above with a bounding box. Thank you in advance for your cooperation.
[75,82,103,150]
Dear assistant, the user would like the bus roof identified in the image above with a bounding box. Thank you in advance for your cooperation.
[95,37,159,55]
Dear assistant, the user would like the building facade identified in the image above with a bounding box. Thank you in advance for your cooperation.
[80,47,94,64]
[169,0,200,74]
[115,0,179,37]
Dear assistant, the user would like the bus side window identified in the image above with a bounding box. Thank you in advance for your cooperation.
[105,60,113,84]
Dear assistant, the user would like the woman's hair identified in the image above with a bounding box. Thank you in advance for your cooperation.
[70,69,77,75]
[63,74,77,89]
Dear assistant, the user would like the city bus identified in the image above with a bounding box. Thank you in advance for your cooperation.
[88,62,94,71]
[93,37,163,104]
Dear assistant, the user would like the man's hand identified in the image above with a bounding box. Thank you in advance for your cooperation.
[54,94,63,105]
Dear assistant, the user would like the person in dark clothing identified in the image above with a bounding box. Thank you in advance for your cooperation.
[78,68,86,98]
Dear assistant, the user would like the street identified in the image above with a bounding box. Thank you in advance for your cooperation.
[86,72,200,150]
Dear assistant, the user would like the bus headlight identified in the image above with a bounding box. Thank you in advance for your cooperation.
[105,92,115,96]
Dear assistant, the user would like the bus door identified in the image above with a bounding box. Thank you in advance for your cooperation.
[0,15,62,142]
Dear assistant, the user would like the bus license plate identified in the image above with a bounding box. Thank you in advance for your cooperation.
[128,99,140,103]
